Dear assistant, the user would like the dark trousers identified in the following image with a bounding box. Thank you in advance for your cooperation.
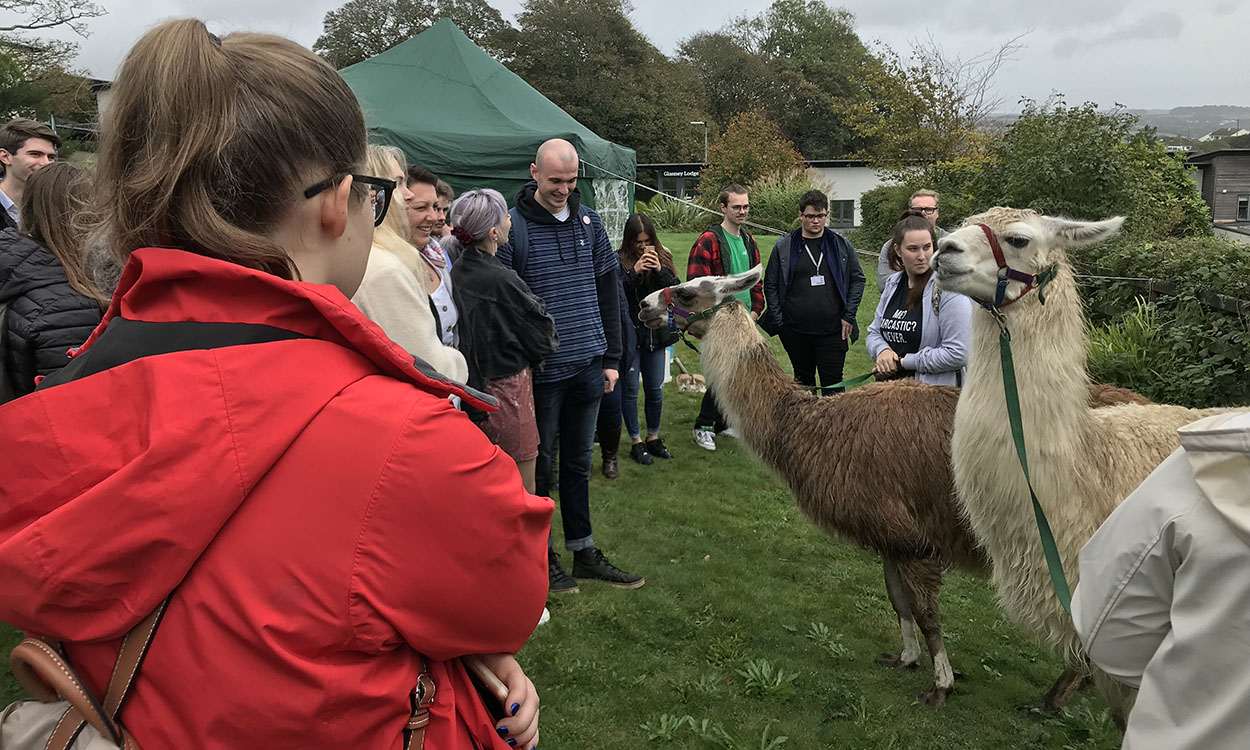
[779,329,848,392]
[534,358,603,551]
[694,388,728,432]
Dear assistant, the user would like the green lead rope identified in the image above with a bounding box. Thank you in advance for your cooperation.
[998,328,1074,614]
[806,371,876,395]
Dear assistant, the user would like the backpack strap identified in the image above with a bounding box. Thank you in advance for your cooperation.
[507,207,527,278]
[10,597,170,750]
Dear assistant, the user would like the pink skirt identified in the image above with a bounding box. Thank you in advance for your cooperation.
[482,368,540,462]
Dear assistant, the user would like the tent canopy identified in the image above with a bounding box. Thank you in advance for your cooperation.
[340,19,635,223]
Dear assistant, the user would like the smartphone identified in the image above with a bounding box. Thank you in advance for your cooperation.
[464,655,509,721]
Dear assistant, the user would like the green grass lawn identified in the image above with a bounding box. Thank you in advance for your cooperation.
[0,232,1119,749]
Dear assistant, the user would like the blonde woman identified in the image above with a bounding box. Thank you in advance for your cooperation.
[351,145,467,381]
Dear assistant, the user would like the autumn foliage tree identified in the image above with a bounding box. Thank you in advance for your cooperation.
[697,110,803,204]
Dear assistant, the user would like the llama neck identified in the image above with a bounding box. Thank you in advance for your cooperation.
[964,258,1091,446]
[698,303,806,453]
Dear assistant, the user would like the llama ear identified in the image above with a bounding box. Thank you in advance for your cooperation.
[721,265,762,296]
[1041,216,1125,247]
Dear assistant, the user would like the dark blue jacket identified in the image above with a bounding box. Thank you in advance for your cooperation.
[761,228,865,340]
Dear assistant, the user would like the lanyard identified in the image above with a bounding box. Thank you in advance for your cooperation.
[803,241,823,271]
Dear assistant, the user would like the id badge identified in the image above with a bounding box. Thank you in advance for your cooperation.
[810,274,826,287]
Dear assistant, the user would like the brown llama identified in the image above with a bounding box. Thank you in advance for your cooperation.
[637,266,1148,708]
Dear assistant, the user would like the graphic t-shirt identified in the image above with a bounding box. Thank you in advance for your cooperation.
[722,230,752,308]
[879,278,923,379]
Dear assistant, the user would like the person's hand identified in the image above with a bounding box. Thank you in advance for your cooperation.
[603,369,619,393]
[633,254,652,274]
[476,653,539,750]
[750,309,760,321]
[874,349,900,376]
[841,320,853,341]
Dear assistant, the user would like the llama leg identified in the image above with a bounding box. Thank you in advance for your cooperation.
[897,558,954,707]
[1018,665,1086,717]
[878,557,920,669]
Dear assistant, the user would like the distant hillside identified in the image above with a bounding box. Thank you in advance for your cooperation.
[986,105,1250,139]
[1126,106,1250,137]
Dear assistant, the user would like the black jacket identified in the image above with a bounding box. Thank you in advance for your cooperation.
[451,244,558,394]
[620,258,680,352]
[0,228,103,397]
[761,228,865,341]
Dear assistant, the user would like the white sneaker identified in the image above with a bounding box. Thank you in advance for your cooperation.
[693,427,717,451]
[537,607,551,626]
[717,426,740,439]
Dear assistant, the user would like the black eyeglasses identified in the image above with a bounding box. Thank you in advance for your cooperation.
[910,206,938,215]
[304,174,396,226]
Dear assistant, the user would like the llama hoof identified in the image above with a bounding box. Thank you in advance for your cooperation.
[877,653,919,670]
[1016,704,1053,719]
[916,687,952,707]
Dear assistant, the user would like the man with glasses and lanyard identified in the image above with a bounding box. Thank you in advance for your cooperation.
[687,183,764,451]
[761,189,865,394]
[877,189,945,292]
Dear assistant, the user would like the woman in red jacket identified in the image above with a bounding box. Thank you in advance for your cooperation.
[0,19,550,750]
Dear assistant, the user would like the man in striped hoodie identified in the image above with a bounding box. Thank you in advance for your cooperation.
[500,138,644,594]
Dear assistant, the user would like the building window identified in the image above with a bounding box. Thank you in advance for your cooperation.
[830,199,855,228]
[1239,195,1249,222]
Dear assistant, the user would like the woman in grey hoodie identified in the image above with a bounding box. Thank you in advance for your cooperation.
[866,212,972,386]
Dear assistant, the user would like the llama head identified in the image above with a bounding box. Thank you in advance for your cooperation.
[933,207,1124,309]
[638,266,762,338]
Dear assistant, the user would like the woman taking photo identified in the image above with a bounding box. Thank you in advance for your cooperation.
[0,162,106,397]
[615,213,679,464]
[0,20,548,750]
[866,210,971,385]
[446,188,558,493]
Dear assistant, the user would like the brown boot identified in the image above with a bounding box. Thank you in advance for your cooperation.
[600,425,621,479]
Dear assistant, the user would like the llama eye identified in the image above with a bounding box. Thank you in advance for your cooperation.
[1004,236,1030,249]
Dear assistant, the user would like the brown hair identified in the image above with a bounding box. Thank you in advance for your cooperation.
[0,118,61,161]
[618,213,675,274]
[91,19,367,279]
[435,179,454,203]
[20,162,107,305]
[719,183,748,206]
[889,211,936,311]
[909,188,939,207]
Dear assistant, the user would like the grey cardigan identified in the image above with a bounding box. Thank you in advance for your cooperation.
[866,272,972,386]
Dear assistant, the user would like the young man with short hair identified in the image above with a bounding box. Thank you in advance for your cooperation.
[761,189,865,392]
[499,138,642,593]
[0,119,60,230]
[687,184,764,451]
[878,189,943,292]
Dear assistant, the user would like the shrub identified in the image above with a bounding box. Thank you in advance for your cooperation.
[1077,234,1250,407]
[636,194,713,233]
[745,169,833,234]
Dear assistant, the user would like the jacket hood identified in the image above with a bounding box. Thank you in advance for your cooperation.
[1179,411,1250,546]
[0,228,64,303]
[514,180,582,226]
[0,248,491,641]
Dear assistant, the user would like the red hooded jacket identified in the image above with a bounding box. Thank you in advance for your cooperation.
[0,248,553,749]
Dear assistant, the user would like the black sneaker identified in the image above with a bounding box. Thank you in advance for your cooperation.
[629,442,653,465]
[645,437,673,459]
[548,549,579,594]
[572,548,645,589]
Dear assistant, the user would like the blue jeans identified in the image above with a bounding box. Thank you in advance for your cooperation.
[534,357,604,551]
[623,346,667,440]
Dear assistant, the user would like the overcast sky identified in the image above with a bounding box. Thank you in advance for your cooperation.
[19,0,1247,111]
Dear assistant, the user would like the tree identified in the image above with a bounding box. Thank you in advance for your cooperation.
[313,0,515,69]
[0,37,95,124]
[840,35,1022,174]
[679,0,879,159]
[697,109,803,204]
[509,0,707,163]
[0,0,103,34]
[978,98,1210,239]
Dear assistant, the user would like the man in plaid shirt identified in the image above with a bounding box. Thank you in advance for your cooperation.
[687,183,764,451]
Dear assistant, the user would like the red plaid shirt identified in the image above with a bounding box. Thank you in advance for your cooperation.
[686,227,765,314]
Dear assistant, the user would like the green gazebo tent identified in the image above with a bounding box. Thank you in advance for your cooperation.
[340,19,636,241]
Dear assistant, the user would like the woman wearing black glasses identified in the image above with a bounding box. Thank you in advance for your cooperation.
[350,145,468,382]
[0,20,548,750]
